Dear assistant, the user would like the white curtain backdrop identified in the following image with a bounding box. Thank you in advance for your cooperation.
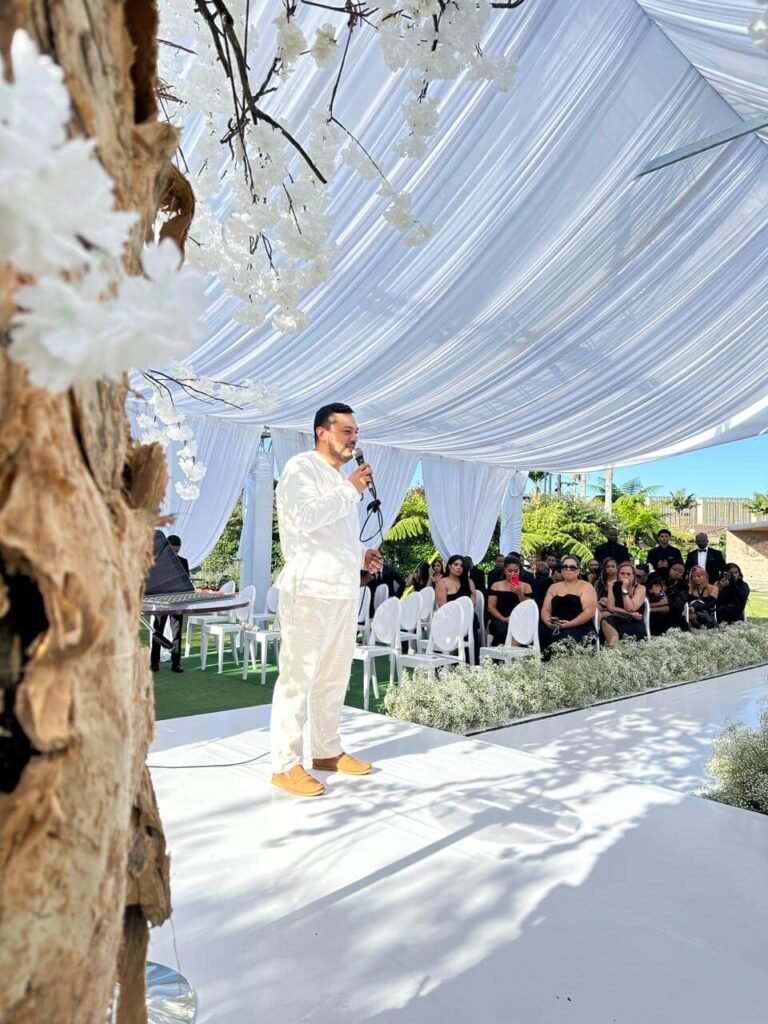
[128,405,261,568]
[423,456,512,564]
[238,449,275,610]
[500,472,529,557]
[271,428,313,473]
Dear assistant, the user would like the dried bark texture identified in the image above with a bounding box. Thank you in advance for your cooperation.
[0,2,180,1022]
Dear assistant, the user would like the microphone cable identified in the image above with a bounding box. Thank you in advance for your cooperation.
[353,447,384,545]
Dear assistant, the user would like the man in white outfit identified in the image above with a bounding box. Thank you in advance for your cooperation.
[271,403,383,797]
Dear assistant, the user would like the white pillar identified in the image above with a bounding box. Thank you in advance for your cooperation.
[238,449,275,612]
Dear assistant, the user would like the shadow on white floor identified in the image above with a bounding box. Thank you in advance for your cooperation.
[149,693,768,1024]
[485,664,768,793]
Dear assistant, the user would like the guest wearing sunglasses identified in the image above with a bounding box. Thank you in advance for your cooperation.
[540,556,597,650]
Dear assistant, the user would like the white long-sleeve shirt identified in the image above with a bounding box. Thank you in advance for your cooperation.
[275,450,365,601]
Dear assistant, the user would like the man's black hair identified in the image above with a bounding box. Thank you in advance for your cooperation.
[313,402,354,443]
[167,534,182,547]
[656,528,671,539]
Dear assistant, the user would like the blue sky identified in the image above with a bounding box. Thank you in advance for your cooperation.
[608,434,767,498]
[409,434,766,497]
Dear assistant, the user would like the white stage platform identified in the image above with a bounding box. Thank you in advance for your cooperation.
[149,701,768,1024]
[485,665,768,793]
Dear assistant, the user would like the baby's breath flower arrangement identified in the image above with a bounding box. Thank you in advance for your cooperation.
[384,623,768,735]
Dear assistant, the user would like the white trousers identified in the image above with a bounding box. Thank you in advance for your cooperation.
[270,593,358,773]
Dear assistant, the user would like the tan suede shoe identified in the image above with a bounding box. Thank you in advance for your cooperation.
[312,753,373,775]
[272,764,325,797]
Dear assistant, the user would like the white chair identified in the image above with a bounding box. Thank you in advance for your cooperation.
[398,592,422,650]
[356,587,372,643]
[184,579,236,657]
[200,585,255,673]
[373,583,389,612]
[479,600,540,664]
[250,584,280,628]
[418,587,435,639]
[594,606,602,653]
[455,595,475,664]
[242,595,281,686]
[474,590,486,642]
[353,597,402,711]
[398,602,465,681]
[642,598,651,639]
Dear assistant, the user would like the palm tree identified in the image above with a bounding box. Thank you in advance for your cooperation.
[668,488,697,514]
[591,475,659,503]
[746,491,768,516]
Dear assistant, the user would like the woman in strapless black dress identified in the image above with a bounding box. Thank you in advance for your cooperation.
[487,556,533,645]
[540,555,598,651]
[602,562,647,645]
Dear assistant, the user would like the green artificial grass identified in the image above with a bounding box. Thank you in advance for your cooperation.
[151,626,392,721]
[747,591,768,622]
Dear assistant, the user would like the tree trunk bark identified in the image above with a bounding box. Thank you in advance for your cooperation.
[0,3,178,1021]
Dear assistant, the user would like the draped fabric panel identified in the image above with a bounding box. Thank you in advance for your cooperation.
[499,472,530,557]
[142,0,768,473]
[270,428,313,474]
[423,456,512,564]
[238,449,275,610]
[128,404,261,568]
[637,1,768,120]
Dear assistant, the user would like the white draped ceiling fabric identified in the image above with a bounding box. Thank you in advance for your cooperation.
[133,0,768,566]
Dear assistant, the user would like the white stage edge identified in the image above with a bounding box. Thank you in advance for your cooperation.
[149,695,768,1024]
[485,665,768,793]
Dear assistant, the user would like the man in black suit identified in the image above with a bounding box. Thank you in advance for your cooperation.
[593,526,631,567]
[646,529,683,578]
[684,532,727,584]
[150,533,190,673]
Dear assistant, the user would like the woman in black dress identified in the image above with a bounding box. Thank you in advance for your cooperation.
[487,556,533,646]
[716,563,750,624]
[602,562,647,645]
[540,556,598,650]
[687,565,718,628]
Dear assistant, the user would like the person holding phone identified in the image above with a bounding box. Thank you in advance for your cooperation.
[716,563,750,624]
[487,556,532,646]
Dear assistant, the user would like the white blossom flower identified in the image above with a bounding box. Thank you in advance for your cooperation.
[311,24,337,69]
[273,15,307,71]
[175,481,201,502]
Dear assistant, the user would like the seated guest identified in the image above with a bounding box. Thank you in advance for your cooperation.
[585,558,601,584]
[402,562,430,598]
[594,526,631,568]
[532,561,554,609]
[545,554,558,574]
[634,565,648,587]
[647,529,683,578]
[364,561,406,614]
[601,562,647,645]
[684,532,726,584]
[687,565,719,628]
[646,574,670,636]
[540,556,597,650]
[429,558,444,587]
[551,561,564,583]
[487,553,506,588]
[487,556,533,646]
[595,558,619,609]
[506,551,535,586]
[716,563,750,624]
[464,556,486,595]
[665,561,690,631]
[436,554,479,662]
